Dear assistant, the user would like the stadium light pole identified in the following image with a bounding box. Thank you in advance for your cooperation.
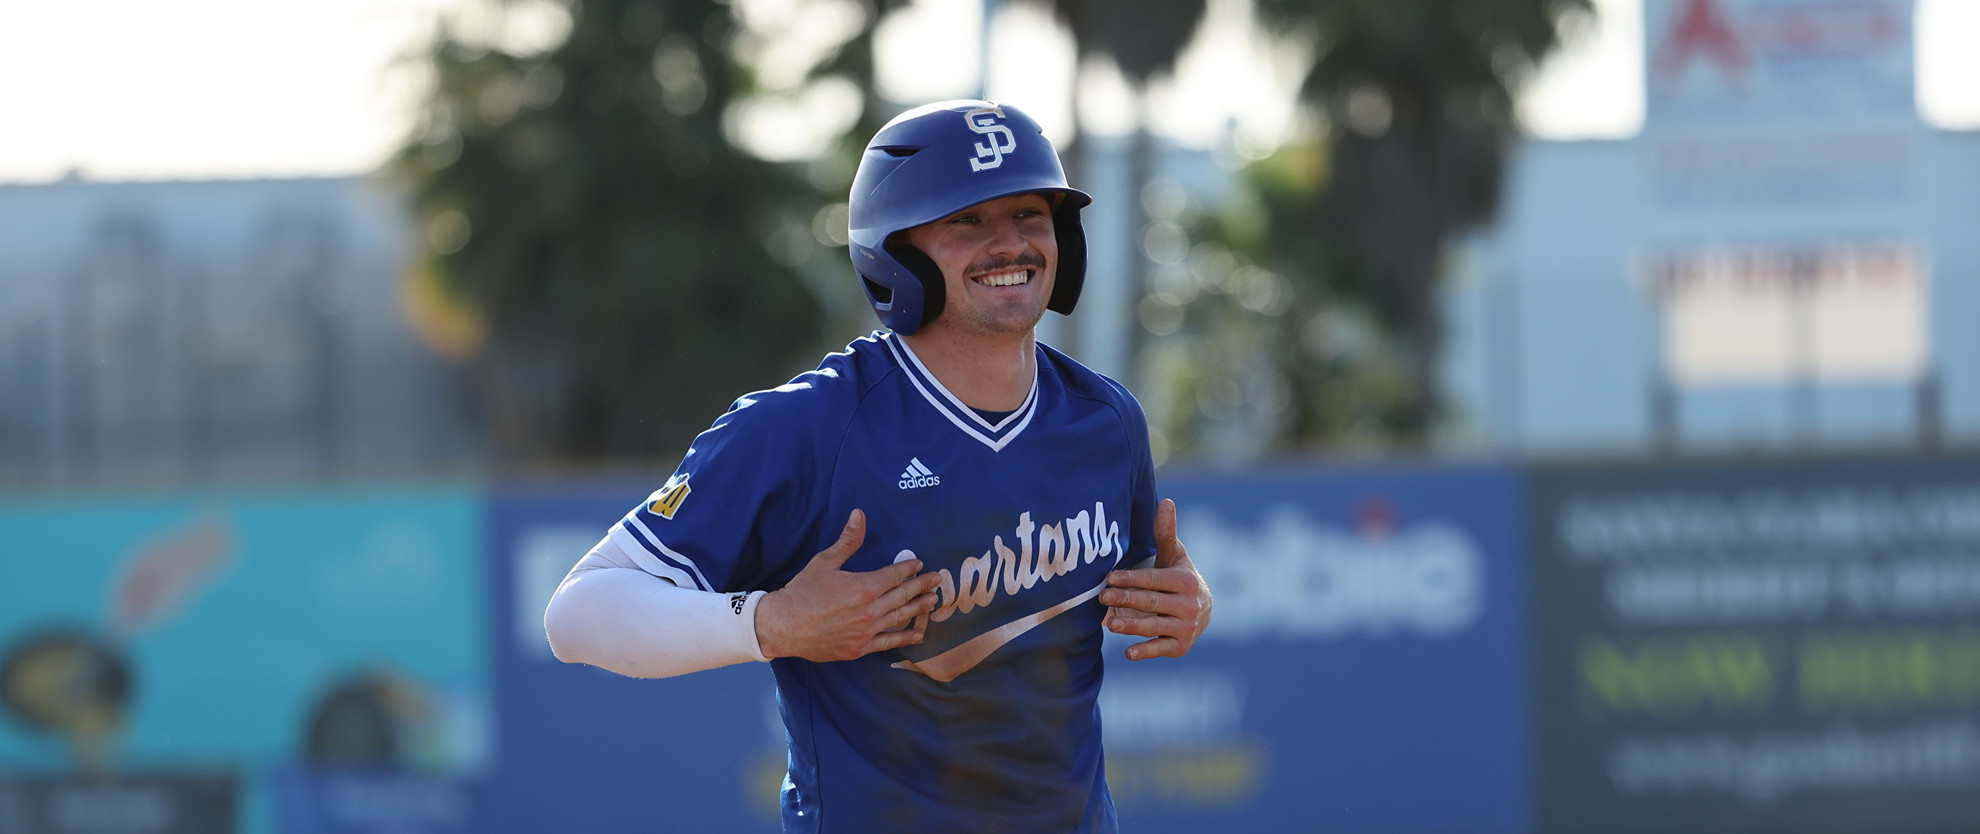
[978,0,999,100]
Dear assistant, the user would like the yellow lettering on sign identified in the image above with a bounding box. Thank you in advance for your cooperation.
[1103,741,1267,807]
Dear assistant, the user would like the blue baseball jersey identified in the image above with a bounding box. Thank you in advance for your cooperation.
[608,331,1156,833]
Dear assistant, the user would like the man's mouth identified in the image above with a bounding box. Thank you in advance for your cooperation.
[974,268,1031,288]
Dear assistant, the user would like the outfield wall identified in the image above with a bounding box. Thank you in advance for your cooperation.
[1,455,1974,833]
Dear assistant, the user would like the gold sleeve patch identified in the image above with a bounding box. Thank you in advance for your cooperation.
[649,474,692,519]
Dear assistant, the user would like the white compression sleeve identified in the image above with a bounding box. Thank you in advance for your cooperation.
[543,534,770,678]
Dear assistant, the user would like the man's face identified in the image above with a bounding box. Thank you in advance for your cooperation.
[900,192,1058,338]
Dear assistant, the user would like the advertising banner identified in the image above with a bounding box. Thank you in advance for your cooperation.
[1116,463,1531,834]
[1531,455,1980,833]
[1634,0,1932,396]
[1641,0,1921,209]
[0,486,489,834]
[0,772,236,834]
[1633,239,1929,385]
[490,465,1533,833]
[486,481,788,833]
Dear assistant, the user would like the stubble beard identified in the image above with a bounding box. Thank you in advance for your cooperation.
[949,253,1051,337]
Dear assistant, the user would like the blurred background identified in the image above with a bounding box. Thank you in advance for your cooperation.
[3,0,1979,831]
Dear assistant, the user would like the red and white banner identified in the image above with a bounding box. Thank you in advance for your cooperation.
[1640,0,1921,209]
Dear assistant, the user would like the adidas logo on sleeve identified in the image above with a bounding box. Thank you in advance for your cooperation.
[898,457,941,490]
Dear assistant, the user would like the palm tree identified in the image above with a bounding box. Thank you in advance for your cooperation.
[1048,0,1211,380]
[397,0,828,463]
[1253,0,1590,445]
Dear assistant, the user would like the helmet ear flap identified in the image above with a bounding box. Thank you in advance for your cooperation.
[885,239,947,331]
[1047,202,1086,316]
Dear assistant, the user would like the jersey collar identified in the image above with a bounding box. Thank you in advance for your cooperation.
[883,333,1038,452]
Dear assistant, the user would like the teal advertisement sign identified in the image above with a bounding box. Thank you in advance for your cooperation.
[0,487,488,834]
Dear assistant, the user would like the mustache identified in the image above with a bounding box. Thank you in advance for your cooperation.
[966,251,1047,275]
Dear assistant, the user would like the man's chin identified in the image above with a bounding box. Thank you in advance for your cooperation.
[957,311,1047,338]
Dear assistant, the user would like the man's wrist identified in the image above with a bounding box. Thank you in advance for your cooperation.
[751,589,782,660]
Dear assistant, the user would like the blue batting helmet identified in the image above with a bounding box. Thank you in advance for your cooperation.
[847,100,1091,335]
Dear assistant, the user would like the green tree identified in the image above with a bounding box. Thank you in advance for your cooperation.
[397,0,830,463]
[1141,147,1422,460]
[1049,0,1209,86]
[1246,0,1590,448]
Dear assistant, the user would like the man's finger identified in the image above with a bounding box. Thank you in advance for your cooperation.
[908,589,941,618]
[1105,565,1195,595]
[1105,611,1172,639]
[1100,586,1174,616]
[1124,636,1182,661]
[1153,499,1186,569]
[874,571,938,615]
[810,509,866,569]
[881,555,942,587]
[891,592,939,631]
[866,628,924,654]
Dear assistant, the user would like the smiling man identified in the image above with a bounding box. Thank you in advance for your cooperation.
[544,100,1212,833]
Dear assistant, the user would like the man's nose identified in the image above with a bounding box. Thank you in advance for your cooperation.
[984,217,1028,257]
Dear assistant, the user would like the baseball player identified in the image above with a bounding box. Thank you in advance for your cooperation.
[544,100,1212,833]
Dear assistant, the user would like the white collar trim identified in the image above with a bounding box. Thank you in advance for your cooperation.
[883,333,1038,452]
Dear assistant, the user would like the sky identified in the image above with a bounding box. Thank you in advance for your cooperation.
[2,0,1977,184]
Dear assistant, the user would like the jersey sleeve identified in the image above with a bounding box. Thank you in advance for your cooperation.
[1106,376,1160,568]
[606,383,840,593]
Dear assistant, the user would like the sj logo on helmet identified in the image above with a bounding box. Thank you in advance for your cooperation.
[965,106,1017,172]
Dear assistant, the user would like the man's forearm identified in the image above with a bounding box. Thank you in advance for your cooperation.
[543,537,768,678]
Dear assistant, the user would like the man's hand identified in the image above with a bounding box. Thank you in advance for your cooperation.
[754,509,944,662]
[1100,499,1212,661]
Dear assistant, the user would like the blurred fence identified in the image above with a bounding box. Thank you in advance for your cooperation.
[4,452,1977,833]
[0,177,479,487]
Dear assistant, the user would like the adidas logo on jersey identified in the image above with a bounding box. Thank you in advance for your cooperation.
[898,457,942,490]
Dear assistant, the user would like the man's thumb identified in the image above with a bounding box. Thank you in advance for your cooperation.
[813,509,866,568]
[1153,499,1184,568]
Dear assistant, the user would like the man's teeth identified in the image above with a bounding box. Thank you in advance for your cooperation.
[979,269,1029,287]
